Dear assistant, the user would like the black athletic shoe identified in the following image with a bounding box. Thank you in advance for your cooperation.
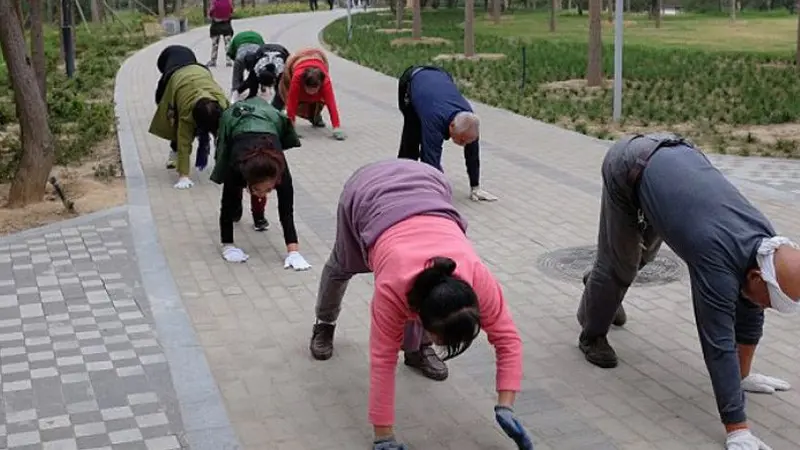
[253,217,269,232]
[579,334,618,368]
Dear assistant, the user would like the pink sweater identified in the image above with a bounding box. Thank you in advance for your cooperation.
[366,215,524,426]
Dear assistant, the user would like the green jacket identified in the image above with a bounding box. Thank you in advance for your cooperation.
[210,96,301,184]
[148,65,229,176]
[226,31,265,61]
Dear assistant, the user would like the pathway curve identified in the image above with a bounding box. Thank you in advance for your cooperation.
[115,10,800,450]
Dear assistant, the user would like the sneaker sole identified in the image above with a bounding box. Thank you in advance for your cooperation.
[403,360,449,381]
[578,343,618,369]
[253,224,270,232]
[310,346,333,361]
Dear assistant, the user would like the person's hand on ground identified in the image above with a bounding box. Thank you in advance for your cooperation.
[741,373,791,394]
[470,187,498,202]
[726,429,772,450]
[221,245,249,263]
[284,251,311,271]
[372,437,407,450]
[173,176,194,189]
[494,406,534,450]
[332,128,346,141]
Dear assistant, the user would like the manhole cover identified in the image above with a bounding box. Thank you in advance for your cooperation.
[536,245,683,286]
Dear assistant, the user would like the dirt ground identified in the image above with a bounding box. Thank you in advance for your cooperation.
[0,138,127,237]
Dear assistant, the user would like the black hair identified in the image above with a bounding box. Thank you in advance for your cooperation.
[301,67,325,89]
[192,98,224,136]
[257,68,277,88]
[237,134,286,186]
[407,257,480,361]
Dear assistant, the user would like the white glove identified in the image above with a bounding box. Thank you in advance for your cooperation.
[174,176,194,189]
[222,245,249,263]
[726,430,772,450]
[284,251,311,271]
[229,90,239,103]
[469,187,498,202]
[741,373,791,394]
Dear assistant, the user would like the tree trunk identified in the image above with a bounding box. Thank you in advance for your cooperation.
[549,0,556,31]
[654,0,661,28]
[796,0,800,67]
[491,0,500,23]
[586,0,602,86]
[730,0,736,21]
[0,0,57,207]
[30,0,47,100]
[158,0,165,18]
[412,0,421,39]
[395,0,404,29]
[464,0,474,56]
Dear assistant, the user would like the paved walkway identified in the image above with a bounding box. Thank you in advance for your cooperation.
[114,9,800,450]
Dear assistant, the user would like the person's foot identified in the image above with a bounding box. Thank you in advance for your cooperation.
[578,334,618,368]
[206,60,216,67]
[253,217,269,232]
[225,60,233,67]
[310,322,335,360]
[404,344,448,381]
[581,271,627,327]
[311,114,326,128]
[165,150,177,169]
[469,187,498,202]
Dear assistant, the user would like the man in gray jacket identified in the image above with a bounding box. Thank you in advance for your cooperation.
[578,133,799,450]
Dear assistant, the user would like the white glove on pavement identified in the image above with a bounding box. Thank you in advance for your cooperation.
[726,430,772,450]
[222,245,249,263]
[284,251,311,271]
[470,187,498,202]
[741,373,791,394]
[174,176,194,189]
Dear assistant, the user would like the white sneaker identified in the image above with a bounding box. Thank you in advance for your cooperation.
[469,187,498,202]
[165,151,177,169]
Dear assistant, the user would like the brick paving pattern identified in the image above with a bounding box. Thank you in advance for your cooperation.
[111,9,800,450]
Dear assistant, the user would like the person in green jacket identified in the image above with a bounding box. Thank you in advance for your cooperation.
[149,47,229,190]
[210,96,311,270]
[226,30,265,102]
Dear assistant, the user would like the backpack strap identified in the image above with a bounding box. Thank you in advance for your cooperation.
[625,132,688,187]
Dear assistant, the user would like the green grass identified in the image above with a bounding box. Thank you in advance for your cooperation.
[324,10,800,157]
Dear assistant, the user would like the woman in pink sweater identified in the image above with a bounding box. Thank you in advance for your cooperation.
[308,159,533,450]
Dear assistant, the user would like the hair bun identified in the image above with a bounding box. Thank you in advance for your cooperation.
[428,257,456,276]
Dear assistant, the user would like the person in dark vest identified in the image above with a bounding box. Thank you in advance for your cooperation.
[207,0,235,67]
[226,30,265,102]
[236,43,290,110]
[397,65,497,203]
[150,45,228,189]
[578,132,799,450]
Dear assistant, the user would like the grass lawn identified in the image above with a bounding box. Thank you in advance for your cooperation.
[323,10,800,157]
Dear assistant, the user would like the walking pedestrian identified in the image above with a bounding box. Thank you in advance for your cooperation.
[207,0,235,67]
[397,65,497,202]
[280,48,345,140]
[150,45,228,189]
[308,158,533,450]
[210,96,310,270]
[578,132,799,450]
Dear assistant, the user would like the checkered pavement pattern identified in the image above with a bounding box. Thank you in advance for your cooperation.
[0,213,184,450]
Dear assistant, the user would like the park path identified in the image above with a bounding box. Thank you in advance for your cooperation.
[112,9,800,450]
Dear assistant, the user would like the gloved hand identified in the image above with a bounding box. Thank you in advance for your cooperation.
[284,251,311,271]
[495,406,534,450]
[222,245,249,263]
[229,91,239,103]
[726,429,772,450]
[332,128,346,141]
[174,176,194,189]
[470,187,498,202]
[372,436,407,450]
[741,373,791,394]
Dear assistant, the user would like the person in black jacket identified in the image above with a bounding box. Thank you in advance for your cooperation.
[236,43,291,110]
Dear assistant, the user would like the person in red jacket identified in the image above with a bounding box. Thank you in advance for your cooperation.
[278,48,345,141]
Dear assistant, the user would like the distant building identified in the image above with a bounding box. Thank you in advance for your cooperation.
[661,3,683,15]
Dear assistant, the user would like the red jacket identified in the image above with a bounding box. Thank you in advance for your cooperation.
[285,59,341,129]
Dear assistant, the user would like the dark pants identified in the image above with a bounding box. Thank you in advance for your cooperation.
[170,131,211,168]
[327,0,333,8]
[309,0,318,9]
[397,65,481,188]
[578,135,696,339]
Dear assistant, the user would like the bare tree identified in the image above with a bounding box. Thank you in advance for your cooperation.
[412,0,421,39]
[0,0,57,207]
[465,0,475,56]
[586,0,602,86]
[30,0,47,99]
[550,0,556,31]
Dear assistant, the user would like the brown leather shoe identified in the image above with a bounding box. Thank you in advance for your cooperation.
[310,323,335,360]
[404,345,448,381]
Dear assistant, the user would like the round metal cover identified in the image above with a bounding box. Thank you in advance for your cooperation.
[536,245,683,286]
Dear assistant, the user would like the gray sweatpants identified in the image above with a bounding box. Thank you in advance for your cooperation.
[577,137,665,338]
[231,43,261,92]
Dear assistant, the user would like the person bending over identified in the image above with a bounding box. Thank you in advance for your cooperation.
[238,43,290,109]
[309,159,533,450]
[226,30,266,102]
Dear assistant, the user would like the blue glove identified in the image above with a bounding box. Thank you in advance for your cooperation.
[495,406,534,450]
[373,436,407,450]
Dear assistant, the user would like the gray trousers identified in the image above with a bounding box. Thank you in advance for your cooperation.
[316,236,431,352]
[577,138,665,338]
[231,44,261,92]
